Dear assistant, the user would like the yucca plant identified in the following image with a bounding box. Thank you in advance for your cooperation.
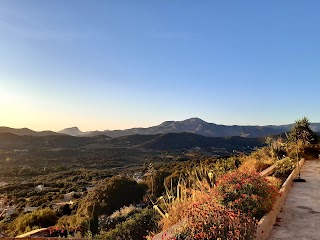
[154,162,221,231]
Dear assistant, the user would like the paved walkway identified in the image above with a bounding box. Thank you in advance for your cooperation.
[269,160,320,240]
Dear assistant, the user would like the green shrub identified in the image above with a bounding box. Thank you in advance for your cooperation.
[97,209,158,240]
[214,156,242,173]
[76,176,147,234]
[216,170,279,219]
[275,157,296,175]
[7,208,58,236]
[100,205,141,230]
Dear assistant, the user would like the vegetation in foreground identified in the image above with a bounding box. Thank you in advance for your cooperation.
[153,117,319,239]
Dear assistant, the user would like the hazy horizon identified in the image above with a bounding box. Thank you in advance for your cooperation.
[1,1,320,131]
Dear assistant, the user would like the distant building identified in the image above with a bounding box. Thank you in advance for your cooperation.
[24,207,37,213]
[85,186,95,191]
[194,146,201,151]
[14,149,29,152]
[35,185,45,191]
[63,192,81,202]
[132,172,144,182]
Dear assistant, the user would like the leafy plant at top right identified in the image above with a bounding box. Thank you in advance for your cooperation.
[288,117,318,145]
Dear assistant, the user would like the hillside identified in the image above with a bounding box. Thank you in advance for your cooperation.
[0,133,107,149]
[0,132,263,151]
[0,127,62,137]
[131,132,264,150]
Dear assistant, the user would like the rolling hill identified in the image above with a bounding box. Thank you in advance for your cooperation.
[0,131,264,152]
[136,132,265,150]
[0,127,62,137]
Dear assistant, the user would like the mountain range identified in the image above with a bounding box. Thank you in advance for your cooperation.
[2,118,320,138]
[58,118,320,138]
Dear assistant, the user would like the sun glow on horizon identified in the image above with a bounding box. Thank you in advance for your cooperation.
[0,88,158,132]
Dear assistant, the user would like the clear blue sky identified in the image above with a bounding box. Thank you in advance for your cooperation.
[1,1,320,131]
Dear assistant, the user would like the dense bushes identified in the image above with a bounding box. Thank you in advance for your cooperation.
[160,166,280,239]
[47,226,82,238]
[97,209,158,240]
[75,176,147,234]
[275,157,296,175]
[7,208,58,236]
[215,170,279,219]
[180,202,257,240]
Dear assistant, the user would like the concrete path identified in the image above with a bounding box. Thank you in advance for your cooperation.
[269,160,320,240]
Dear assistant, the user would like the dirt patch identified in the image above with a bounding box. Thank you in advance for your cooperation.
[273,173,290,186]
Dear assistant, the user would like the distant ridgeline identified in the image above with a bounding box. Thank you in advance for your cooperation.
[2,118,320,138]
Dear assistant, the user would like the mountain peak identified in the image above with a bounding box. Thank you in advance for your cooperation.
[183,117,207,124]
[159,118,207,127]
[67,127,80,131]
[59,127,83,136]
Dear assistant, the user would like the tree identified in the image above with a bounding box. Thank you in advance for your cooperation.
[288,117,317,145]
[287,117,318,180]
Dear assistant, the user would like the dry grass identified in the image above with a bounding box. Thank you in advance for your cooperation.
[238,146,276,172]
[238,157,272,172]
[265,176,282,190]
[109,205,139,219]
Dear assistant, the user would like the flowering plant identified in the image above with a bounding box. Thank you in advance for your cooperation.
[215,170,279,219]
[275,157,296,175]
[176,199,257,240]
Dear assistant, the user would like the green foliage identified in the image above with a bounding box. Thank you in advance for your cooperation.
[109,205,140,220]
[76,176,147,234]
[214,156,242,175]
[288,117,317,145]
[47,226,82,238]
[97,209,158,240]
[7,208,58,236]
[164,157,241,196]
[164,171,182,196]
[275,157,296,175]
[265,137,287,160]
[100,205,142,230]
[144,170,171,197]
[216,170,279,219]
